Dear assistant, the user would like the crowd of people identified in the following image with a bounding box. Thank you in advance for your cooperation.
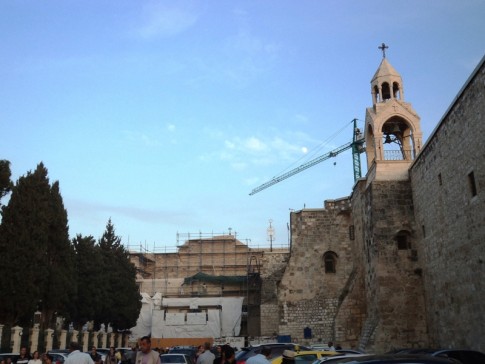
[0,339,302,364]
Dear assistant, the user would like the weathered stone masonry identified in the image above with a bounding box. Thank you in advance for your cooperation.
[410,56,485,351]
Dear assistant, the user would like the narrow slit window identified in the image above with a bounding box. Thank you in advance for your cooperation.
[468,171,477,197]
[323,252,337,273]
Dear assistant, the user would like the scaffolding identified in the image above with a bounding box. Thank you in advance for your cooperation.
[128,231,290,337]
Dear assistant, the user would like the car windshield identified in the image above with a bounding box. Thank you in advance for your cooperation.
[160,356,186,363]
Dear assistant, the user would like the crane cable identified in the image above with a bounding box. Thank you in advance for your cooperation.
[273,119,359,177]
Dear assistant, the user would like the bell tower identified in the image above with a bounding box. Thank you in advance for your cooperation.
[364,43,422,182]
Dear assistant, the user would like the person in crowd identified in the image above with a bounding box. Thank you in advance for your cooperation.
[43,354,54,364]
[281,350,295,364]
[115,350,122,364]
[17,347,31,364]
[195,345,204,360]
[246,347,271,364]
[28,352,42,364]
[65,342,94,364]
[105,347,117,364]
[196,342,215,364]
[221,346,234,364]
[135,336,160,364]
[327,342,335,351]
[89,347,101,364]
[212,346,222,364]
[124,347,136,364]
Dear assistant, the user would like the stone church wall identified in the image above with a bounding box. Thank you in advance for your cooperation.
[351,180,428,352]
[259,251,290,336]
[409,58,485,351]
[276,201,365,347]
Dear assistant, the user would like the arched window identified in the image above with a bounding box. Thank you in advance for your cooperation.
[374,85,380,103]
[392,81,401,99]
[323,251,338,273]
[381,82,391,100]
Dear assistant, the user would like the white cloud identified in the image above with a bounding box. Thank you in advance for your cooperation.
[136,3,199,39]
[244,137,267,152]
[122,130,161,147]
[167,123,176,132]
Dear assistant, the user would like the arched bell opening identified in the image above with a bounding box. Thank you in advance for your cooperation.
[373,85,381,104]
[381,82,391,101]
[392,81,401,100]
[381,116,416,160]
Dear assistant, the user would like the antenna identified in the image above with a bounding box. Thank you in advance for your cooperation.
[267,219,275,252]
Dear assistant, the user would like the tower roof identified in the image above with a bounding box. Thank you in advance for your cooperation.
[371,58,402,83]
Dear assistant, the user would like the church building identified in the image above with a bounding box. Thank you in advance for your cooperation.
[265,50,485,352]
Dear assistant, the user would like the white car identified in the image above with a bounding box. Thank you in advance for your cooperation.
[160,354,195,364]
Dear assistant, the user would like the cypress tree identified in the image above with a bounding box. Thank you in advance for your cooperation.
[0,159,12,206]
[0,163,75,327]
[41,181,76,327]
[71,234,104,327]
[97,219,141,330]
[0,163,52,325]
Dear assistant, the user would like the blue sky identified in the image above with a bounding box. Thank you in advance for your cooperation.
[1,1,484,251]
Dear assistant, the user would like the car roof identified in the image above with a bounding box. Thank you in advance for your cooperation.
[315,354,462,363]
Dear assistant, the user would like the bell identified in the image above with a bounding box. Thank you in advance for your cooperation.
[384,134,393,144]
[391,124,401,134]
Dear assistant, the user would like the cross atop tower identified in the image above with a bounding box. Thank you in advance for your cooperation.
[378,43,389,58]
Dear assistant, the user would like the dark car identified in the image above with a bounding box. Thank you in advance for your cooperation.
[310,354,461,364]
[236,343,312,364]
[0,354,20,363]
[389,349,485,364]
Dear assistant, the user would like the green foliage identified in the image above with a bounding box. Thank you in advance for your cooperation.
[41,181,77,325]
[71,234,104,326]
[0,159,12,206]
[0,162,141,330]
[0,163,62,325]
[97,219,141,330]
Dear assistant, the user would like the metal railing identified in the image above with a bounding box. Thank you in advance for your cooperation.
[383,149,414,161]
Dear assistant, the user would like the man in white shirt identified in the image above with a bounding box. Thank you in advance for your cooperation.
[65,342,94,364]
[196,343,215,364]
[135,336,160,364]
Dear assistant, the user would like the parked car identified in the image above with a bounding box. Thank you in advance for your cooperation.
[307,354,462,364]
[159,354,194,364]
[168,347,197,363]
[94,348,111,362]
[312,354,370,364]
[0,353,20,363]
[47,352,69,364]
[335,350,363,355]
[236,344,312,364]
[388,349,485,364]
[271,351,338,364]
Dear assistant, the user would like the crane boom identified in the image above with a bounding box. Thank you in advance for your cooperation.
[249,141,353,196]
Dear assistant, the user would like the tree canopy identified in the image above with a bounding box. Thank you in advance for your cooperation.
[0,162,141,330]
[0,159,12,206]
